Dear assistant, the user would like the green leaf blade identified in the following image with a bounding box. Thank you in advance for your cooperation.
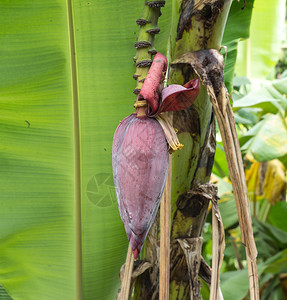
[0,1,77,299]
[241,114,287,161]
[235,0,286,79]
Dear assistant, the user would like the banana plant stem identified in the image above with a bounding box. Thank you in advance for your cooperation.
[172,49,260,300]
[133,1,165,96]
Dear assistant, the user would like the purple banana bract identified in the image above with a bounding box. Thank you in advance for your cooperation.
[112,114,169,259]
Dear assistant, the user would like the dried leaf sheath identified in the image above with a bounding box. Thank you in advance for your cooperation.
[210,193,225,300]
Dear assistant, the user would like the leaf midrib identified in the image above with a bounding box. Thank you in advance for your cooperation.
[66,0,83,299]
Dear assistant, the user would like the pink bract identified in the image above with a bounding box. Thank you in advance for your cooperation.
[112,114,169,259]
[158,79,200,115]
[138,53,168,115]
[139,53,200,116]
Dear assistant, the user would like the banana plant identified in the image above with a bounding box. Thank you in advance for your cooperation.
[0,0,259,299]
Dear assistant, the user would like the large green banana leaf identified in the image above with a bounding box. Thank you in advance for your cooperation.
[235,0,286,78]
[222,0,254,91]
[0,1,171,299]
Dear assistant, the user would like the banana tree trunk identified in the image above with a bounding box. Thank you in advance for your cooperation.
[132,0,232,298]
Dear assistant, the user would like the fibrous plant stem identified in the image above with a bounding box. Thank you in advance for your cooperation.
[172,48,259,300]
[168,1,232,299]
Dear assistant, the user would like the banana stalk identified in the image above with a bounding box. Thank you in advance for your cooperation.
[133,1,165,96]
